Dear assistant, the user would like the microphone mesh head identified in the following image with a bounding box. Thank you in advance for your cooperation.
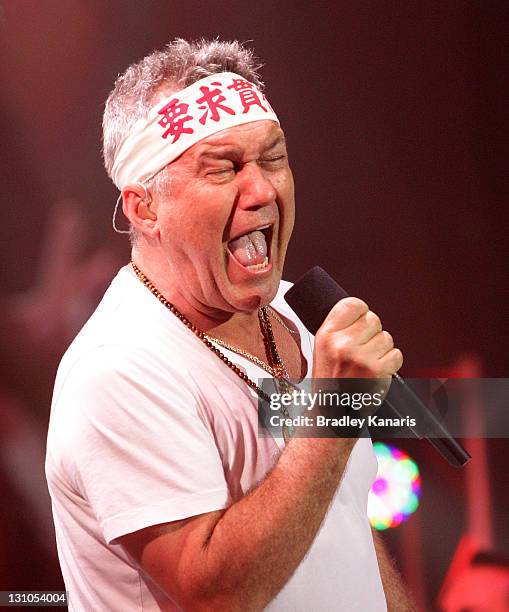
[284,266,349,335]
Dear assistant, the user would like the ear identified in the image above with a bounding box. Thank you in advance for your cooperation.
[122,184,158,238]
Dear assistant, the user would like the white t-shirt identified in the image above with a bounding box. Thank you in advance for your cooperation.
[46,266,386,611]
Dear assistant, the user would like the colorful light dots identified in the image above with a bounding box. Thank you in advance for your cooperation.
[368,443,421,530]
[372,477,388,495]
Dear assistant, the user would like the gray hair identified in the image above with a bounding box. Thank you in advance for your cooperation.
[102,38,264,195]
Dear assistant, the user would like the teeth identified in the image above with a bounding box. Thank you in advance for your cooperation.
[246,256,269,270]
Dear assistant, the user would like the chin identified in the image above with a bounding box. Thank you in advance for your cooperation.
[230,277,281,313]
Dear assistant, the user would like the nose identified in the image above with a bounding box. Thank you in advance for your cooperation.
[237,162,276,209]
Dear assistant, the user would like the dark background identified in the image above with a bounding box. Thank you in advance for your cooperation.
[0,2,507,610]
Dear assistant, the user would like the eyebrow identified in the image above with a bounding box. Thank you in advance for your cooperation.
[199,147,243,161]
[197,134,287,162]
[265,135,287,151]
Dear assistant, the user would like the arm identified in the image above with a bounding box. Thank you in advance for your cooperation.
[122,436,356,611]
[120,297,403,611]
[372,530,416,612]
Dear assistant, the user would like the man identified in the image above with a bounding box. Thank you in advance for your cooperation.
[46,39,413,611]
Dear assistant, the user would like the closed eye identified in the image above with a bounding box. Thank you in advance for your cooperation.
[208,168,234,174]
[260,154,287,167]
[205,164,238,182]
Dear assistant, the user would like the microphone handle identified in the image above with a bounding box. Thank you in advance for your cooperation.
[284,267,471,467]
[389,373,471,467]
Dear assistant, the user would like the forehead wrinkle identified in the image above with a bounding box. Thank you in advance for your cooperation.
[196,132,287,163]
[181,125,287,174]
[198,122,284,151]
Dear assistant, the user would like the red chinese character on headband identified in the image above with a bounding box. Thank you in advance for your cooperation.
[157,98,194,142]
[227,78,254,92]
[227,79,267,114]
[196,82,235,125]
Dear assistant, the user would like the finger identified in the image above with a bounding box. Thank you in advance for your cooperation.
[339,310,382,345]
[320,297,369,333]
[361,330,394,359]
[377,347,404,375]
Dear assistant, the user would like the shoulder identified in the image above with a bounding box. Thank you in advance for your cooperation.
[55,266,204,393]
[52,339,199,430]
[47,339,206,491]
[49,266,210,449]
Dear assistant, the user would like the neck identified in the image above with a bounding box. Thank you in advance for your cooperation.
[130,250,263,341]
[207,309,264,344]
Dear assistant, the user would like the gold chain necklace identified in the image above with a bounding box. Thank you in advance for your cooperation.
[267,306,297,336]
[130,261,290,407]
[203,334,279,377]
[204,309,289,379]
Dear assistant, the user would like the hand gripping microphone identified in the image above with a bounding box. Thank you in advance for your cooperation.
[285,266,471,467]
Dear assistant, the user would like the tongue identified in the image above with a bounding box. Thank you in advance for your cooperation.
[228,230,267,266]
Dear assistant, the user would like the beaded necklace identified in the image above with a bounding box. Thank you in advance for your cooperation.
[130,262,293,438]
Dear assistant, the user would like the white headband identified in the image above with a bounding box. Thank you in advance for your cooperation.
[111,72,279,190]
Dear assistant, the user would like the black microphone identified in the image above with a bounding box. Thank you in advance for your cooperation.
[285,266,471,467]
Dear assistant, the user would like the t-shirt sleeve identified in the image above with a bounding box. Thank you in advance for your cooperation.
[55,345,230,544]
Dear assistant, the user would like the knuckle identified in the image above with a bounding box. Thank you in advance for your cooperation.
[382,330,394,346]
[326,297,370,329]
[315,327,327,342]
[340,297,369,315]
[366,310,382,330]
[386,348,403,372]
[333,337,352,359]
[377,348,403,376]
[316,330,354,361]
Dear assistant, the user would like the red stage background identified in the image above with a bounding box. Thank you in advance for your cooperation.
[0,2,508,610]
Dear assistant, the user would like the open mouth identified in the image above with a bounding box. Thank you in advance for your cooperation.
[227,225,273,271]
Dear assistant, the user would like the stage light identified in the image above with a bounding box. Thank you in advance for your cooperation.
[368,442,421,530]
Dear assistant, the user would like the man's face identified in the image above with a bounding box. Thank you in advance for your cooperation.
[154,119,295,316]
